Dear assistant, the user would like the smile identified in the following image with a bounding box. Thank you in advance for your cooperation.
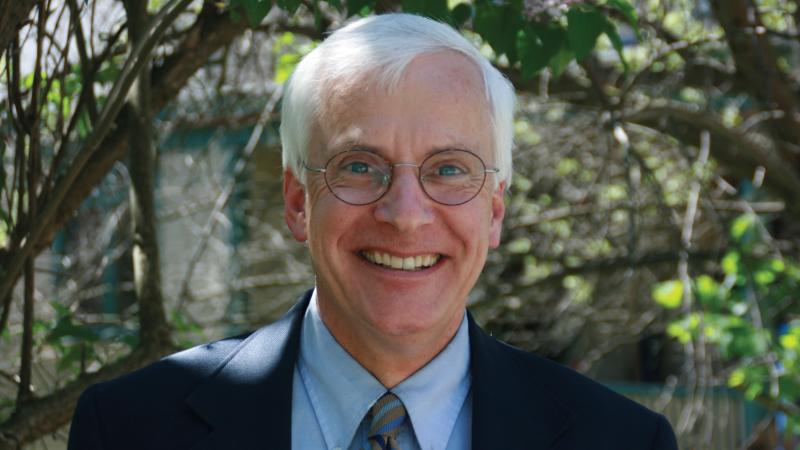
[360,251,441,271]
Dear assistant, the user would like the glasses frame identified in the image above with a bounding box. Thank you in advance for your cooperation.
[303,148,500,206]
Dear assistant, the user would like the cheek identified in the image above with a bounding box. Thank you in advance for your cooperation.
[447,208,491,249]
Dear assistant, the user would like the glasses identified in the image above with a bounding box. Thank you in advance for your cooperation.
[303,148,499,206]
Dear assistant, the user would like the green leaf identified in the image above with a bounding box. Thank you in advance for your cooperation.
[56,345,86,372]
[667,320,691,344]
[754,270,776,286]
[347,0,376,17]
[0,219,7,248]
[548,45,574,78]
[518,23,566,79]
[402,0,448,20]
[507,237,531,254]
[606,0,637,26]
[474,0,522,63]
[722,251,740,276]
[695,275,724,311]
[652,280,683,309]
[47,317,98,344]
[275,53,301,84]
[731,213,756,241]
[781,334,798,349]
[312,0,323,30]
[230,0,271,27]
[725,326,769,359]
[728,367,745,387]
[695,275,718,299]
[745,382,763,400]
[95,63,120,84]
[566,6,606,61]
[450,3,472,26]
[51,302,70,318]
[277,0,302,14]
[77,113,90,139]
[602,20,629,72]
[273,31,295,51]
[778,376,800,402]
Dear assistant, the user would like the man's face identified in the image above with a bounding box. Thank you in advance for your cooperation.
[284,51,505,350]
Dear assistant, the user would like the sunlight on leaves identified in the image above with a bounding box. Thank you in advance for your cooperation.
[653,280,683,309]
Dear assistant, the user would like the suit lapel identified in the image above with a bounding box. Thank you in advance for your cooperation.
[181,294,572,450]
[186,291,312,450]
[468,313,573,450]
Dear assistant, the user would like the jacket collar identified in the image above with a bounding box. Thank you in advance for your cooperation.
[468,313,573,450]
[185,290,311,450]
[184,291,572,450]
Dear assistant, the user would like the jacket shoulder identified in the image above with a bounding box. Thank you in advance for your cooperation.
[484,336,677,449]
[106,332,251,395]
[68,333,251,450]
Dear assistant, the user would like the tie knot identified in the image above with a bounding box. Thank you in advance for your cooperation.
[368,392,407,440]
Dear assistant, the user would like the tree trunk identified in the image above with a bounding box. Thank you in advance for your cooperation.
[122,0,171,349]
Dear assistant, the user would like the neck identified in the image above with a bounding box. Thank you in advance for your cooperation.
[318,303,463,388]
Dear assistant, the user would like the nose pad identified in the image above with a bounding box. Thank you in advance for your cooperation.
[373,166,434,232]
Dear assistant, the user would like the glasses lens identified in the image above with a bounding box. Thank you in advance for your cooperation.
[420,150,487,205]
[325,151,390,205]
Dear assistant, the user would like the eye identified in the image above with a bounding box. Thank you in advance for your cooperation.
[437,164,466,176]
[343,161,371,174]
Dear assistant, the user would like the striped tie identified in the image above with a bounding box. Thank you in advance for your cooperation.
[366,392,407,450]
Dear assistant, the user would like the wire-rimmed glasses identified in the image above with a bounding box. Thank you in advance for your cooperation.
[302,148,499,206]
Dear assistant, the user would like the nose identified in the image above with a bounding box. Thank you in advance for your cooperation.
[373,166,434,232]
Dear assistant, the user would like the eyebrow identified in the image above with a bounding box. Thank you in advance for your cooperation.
[329,142,481,158]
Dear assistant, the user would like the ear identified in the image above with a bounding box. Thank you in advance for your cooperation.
[488,181,506,249]
[284,169,308,242]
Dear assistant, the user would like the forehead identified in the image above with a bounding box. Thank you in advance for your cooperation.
[314,51,492,154]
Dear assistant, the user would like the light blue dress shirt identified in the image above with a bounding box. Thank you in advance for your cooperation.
[291,290,472,450]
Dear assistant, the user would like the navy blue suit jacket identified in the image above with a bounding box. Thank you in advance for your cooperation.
[68,290,678,449]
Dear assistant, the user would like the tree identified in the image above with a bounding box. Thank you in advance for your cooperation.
[1,0,799,448]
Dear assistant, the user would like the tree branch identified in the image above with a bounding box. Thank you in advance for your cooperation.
[0,0,194,333]
[0,5,255,443]
[67,0,100,123]
[0,345,173,449]
[0,0,37,60]
[471,249,722,312]
[122,0,171,349]
[624,102,800,219]
[710,0,800,165]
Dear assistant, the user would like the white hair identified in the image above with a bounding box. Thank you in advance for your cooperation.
[280,13,515,187]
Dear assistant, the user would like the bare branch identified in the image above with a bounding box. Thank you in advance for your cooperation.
[0,0,37,59]
[177,84,284,308]
[0,0,194,333]
[16,0,48,408]
[710,0,800,163]
[0,345,173,449]
[67,0,100,122]
[122,0,171,349]
[624,102,800,219]
[471,249,723,312]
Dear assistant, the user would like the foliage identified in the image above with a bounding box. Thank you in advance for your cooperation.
[231,0,635,79]
[654,210,800,428]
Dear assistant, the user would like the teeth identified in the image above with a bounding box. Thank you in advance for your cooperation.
[362,251,440,271]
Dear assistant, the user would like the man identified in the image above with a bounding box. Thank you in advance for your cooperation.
[68,13,677,450]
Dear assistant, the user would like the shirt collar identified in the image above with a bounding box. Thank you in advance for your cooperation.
[298,289,471,450]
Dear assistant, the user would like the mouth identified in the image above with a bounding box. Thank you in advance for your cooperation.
[360,250,442,271]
